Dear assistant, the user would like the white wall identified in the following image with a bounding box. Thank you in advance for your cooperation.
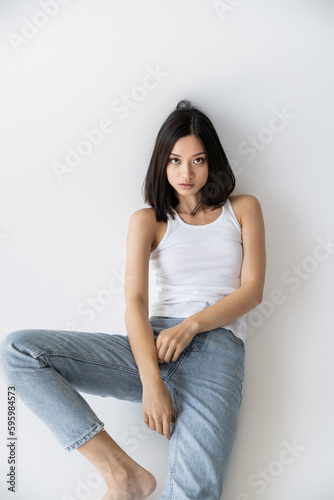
[1,1,333,499]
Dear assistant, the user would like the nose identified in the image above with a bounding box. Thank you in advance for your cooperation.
[181,161,194,182]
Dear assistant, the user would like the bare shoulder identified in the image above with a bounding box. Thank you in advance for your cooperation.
[228,194,263,228]
[129,207,157,223]
[128,207,157,246]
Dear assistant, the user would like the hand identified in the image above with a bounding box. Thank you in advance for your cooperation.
[155,320,197,364]
[142,379,175,440]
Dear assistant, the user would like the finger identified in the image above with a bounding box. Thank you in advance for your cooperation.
[143,414,149,427]
[170,348,181,363]
[148,416,156,431]
[163,418,171,440]
[155,419,164,436]
[163,345,176,364]
[156,345,167,364]
[155,334,163,351]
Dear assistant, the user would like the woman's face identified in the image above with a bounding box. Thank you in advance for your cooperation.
[166,134,209,203]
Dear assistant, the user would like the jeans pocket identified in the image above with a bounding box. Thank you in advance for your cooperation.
[187,332,209,352]
[223,328,245,350]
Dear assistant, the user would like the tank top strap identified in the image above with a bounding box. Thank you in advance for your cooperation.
[224,198,242,232]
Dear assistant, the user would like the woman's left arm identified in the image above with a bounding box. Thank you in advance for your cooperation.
[184,195,266,335]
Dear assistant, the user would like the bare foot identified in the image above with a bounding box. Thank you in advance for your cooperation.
[101,459,156,500]
[77,430,156,500]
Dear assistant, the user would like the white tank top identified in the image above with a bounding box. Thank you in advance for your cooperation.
[149,198,248,343]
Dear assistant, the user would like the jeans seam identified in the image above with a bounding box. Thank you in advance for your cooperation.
[163,332,210,384]
[47,364,107,420]
[163,350,188,384]
[34,351,140,375]
[168,387,180,499]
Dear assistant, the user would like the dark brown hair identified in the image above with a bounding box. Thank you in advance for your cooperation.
[142,99,235,222]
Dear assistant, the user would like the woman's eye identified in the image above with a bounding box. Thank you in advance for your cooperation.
[169,157,205,165]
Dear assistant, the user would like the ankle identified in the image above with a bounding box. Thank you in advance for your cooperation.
[97,457,129,485]
[76,430,137,487]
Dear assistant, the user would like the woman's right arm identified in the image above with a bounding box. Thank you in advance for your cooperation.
[124,209,175,440]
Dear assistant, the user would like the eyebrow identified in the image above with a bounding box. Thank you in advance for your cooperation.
[169,152,205,157]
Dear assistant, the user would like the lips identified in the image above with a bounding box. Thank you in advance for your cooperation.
[179,184,194,187]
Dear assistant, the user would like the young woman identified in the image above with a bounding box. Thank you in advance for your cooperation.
[0,100,266,499]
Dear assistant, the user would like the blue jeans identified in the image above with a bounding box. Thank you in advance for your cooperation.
[0,316,245,499]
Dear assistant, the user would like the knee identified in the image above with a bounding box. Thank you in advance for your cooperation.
[0,330,35,382]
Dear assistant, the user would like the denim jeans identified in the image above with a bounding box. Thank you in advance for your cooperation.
[0,316,245,500]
